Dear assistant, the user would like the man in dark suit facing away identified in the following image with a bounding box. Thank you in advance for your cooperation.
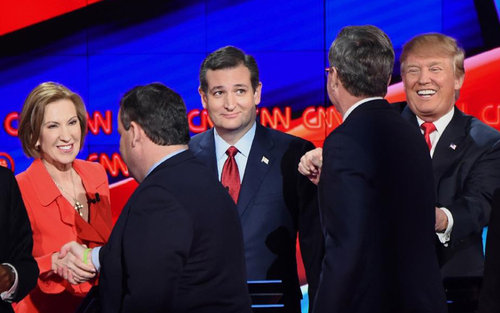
[189,46,323,312]
[60,83,251,313]
[311,25,446,313]
[0,166,38,313]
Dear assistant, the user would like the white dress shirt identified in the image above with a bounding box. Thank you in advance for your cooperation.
[214,122,256,182]
[417,107,455,245]
[343,97,384,121]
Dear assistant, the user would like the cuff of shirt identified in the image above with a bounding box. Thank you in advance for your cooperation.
[436,207,454,246]
[91,247,102,272]
[1,263,18,302]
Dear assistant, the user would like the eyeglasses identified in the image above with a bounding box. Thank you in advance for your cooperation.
[325,67,332,77]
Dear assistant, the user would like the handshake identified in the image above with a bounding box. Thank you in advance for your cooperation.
[52,241,98,285]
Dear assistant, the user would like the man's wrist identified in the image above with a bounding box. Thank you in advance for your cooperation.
[5,266,14,288]
[1,264,15,290]
[1,263,18,302]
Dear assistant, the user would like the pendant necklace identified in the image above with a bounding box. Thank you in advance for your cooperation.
[54,170,84,217]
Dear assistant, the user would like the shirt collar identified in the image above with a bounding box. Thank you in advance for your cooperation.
[343,97,383,121]
[416,107,454,135]
[145,148,187,178]
[214,122,256,161]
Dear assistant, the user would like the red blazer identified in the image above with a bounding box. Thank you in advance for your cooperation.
[14,158,112,313]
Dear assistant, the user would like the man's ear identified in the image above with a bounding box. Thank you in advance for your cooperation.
[455,74,465,90]
[254,82,262,106]
[129,121,143,147]
[199,86,208,109]
[329,67,339,91]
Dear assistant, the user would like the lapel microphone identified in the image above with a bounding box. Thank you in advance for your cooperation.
[88,193,101,204]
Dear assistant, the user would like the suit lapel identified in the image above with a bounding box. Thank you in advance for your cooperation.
[237,124,274,217]
[28,159,77,227]
[401,105,420,129]
[73,162,111,243]
[432,108,469,182]
[401,106,470,189]
[191,129,218,178]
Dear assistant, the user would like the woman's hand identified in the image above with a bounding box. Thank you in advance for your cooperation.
[52,242,96,285]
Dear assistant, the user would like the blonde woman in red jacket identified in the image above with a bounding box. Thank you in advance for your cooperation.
[14,82,112,313]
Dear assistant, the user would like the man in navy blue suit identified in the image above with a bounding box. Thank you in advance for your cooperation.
[399,33,500,311]
[308,26,447,313]
[60,83,251,313]
[189,46,323,312]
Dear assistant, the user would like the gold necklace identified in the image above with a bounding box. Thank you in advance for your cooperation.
[54,170,84,217]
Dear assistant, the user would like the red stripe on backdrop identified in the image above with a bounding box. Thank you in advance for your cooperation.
[0,0,104,35]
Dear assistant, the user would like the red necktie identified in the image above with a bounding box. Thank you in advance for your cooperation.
[221,146,240,203]
[421,122,436,150]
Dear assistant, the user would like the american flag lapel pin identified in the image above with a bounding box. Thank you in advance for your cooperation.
[261,156,269,165]
[449,143,457,150]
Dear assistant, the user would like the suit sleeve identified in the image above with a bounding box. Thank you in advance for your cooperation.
[120,184,193,313]
[478,188,500,313]
[3,169,38,302]
[314,132,373,310]
[448,138,500,245]
[283,139,323,307]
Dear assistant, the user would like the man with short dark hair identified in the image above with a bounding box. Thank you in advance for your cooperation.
[312,25,446,313]
[61,83,251,313]
[190,46,323,312]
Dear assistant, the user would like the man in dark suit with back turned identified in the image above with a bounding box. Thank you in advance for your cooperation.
[189,46,323,312]
[61,83,251,313]
[311,25,446,313]
[0,166,38,313]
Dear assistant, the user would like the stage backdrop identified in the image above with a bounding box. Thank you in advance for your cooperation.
[1,0,500,311]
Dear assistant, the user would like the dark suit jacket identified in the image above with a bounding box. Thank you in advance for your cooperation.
[401,106,500,278]
[0,166,38,313]
[315,99,446,313]
[98,150,251,313]
[478,188,500,313]
[189,123,323,312]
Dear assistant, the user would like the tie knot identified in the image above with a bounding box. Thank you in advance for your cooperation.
[226,146,238,158]
[421,122,436,135]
